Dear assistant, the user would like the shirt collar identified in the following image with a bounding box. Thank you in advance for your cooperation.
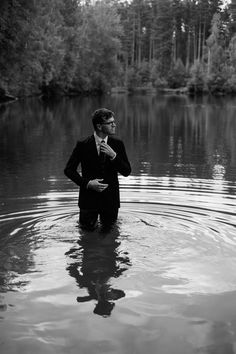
[94,132,108,145]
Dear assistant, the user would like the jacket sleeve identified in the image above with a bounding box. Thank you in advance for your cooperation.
[111,140,131,177]
[64,141,90,188]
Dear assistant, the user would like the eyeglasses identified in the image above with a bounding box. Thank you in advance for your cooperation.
[101,120,116,126]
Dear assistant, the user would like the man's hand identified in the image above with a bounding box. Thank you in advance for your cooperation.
[100,142,116,159]
[87,179,108,192]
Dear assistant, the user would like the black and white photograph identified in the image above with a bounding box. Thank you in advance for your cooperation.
[1,0,236,353]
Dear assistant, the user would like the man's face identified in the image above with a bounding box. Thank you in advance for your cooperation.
[99,116,116,136]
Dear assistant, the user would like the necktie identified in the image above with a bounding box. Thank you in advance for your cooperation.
[99,140,106,177]
[100,140,105,159]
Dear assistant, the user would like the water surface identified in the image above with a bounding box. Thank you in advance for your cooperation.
[1,94,236,354]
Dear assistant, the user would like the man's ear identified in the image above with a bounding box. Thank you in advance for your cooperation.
[96,124,102,132]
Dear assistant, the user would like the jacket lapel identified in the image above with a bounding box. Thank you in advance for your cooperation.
[87,135,99,160]
[107,137,116,151]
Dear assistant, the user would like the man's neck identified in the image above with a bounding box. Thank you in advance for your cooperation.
[94,131,107,140]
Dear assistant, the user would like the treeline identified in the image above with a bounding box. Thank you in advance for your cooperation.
[0,0,236,98]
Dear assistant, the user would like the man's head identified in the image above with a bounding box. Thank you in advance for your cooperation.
[92,108,116,137]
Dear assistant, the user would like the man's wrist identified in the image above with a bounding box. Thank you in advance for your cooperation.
[87,180,92,189]
[110,152,117,160]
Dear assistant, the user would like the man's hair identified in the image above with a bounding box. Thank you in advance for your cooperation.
[92,108,114,130]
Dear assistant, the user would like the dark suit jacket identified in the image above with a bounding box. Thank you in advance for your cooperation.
[64,135,131,210]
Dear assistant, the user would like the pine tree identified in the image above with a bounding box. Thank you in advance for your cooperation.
[153,0,173,75]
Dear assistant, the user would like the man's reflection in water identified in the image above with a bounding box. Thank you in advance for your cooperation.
[66,224,131,317]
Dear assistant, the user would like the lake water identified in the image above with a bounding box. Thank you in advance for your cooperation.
[1,94,236,354]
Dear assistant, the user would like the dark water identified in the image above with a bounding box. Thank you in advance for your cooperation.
[1,94,236,354]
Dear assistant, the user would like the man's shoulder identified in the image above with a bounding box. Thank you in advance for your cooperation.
[76,135,94,145]
[108,136,123,144]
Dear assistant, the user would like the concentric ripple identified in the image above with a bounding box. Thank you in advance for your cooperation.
[1,175,236,354]
[1,175,236,297]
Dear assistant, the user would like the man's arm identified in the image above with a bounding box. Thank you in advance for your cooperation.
[64,141,109,192]
[109,140,131,177]
[64,141,90,188]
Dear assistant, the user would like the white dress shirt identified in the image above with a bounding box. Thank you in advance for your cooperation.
[94,132,108,155]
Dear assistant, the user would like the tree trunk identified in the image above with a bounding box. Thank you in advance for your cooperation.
[202,20,206,60]
[193,26,197,61]
[186,28,190,71]
[198,23,201,61]
[149,35,153,63]
[131,16,135,65]
[207,47,211,76]
[137,11,141,67]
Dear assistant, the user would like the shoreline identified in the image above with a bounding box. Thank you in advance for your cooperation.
[1,86,236,104]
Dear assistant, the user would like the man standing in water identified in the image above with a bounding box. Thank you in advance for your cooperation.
[64,108,131,230]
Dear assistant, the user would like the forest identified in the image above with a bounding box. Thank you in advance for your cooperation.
[0,0,236,98]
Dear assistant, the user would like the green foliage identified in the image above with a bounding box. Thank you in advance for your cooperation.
[70,2,123,93]
[187,60,207,94]
[0,1,42,95]
[153,0,173,74]
[186,7,234,95]
[167,59,187,88]
[125,59,168,89]
[0,0,236,97]
[206,13,227,74]
[207,64,236,94]
[126,61,156,89]
[150,59,166,88]
[223,74,236,93]
[206,72,227,94]
[55,0,81,90]
[229,35,236,68]
[137,61,151,85]
[126,66,141,89]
